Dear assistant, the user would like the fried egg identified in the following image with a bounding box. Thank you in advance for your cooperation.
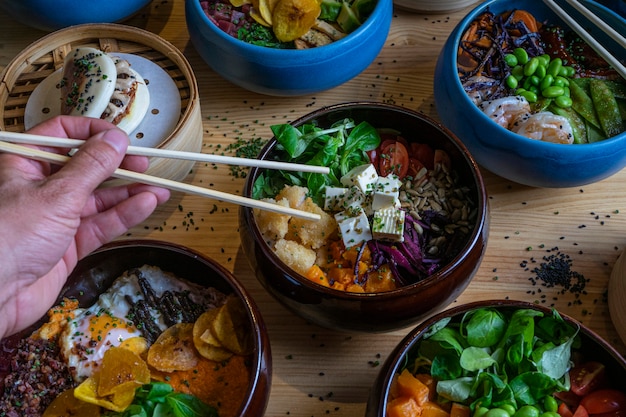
[58,265,224,381]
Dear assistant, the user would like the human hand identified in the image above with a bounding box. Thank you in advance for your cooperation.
[0,115,171,338]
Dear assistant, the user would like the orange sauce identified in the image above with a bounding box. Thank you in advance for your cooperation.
[151,354,252,417]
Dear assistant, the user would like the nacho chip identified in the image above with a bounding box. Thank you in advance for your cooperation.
[42,388,101,417]
[147,322,199,372]
[272,0,321,42]
[98,346,150,397]
[212,296,253,355]
[193,307,233,361]
[74,373,136,412]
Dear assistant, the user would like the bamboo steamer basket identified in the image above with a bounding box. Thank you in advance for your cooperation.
[0,23,202,182]
[609,248,626,346]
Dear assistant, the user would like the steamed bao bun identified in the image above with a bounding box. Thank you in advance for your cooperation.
[60,47,150,134]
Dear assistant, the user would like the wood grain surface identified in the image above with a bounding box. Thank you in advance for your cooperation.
[2,1,625,416]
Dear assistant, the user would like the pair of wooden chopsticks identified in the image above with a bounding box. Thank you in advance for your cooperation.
[541,0,626,80]
[0,131,328,221]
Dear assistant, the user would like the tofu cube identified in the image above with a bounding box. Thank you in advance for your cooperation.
[372,208,405,242]
[340,164,378,194]
[335,210,372,248]
[324,186,348,212]
[372,175,402,211]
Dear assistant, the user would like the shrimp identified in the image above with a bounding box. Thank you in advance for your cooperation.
[512,111,574,144]
[479,96,531,129]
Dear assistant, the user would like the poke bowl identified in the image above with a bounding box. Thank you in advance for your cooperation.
[434,0,626,188]
[0,240,271,417]
[366,299,626,417]
[184,0,392,96]
[239,102,489,333]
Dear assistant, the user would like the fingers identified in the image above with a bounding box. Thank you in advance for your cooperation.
[75,191,165,259]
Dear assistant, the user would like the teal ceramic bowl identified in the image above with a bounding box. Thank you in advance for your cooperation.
[0,0,151,32]
[185,0,392,96]
[434,0,626,188]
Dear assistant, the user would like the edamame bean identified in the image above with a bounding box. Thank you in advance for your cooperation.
[524,57,539,76]
[530,75,541,86]
[512,65,525,79]
[486,408,511,417]
[540,74,554,91]
[542,85,565,98]
[563,66,576,77]
[535,64,547,80]
[547,58,562,77]
[506,75,519,89]
[505,54,518,67]
[514,48,529,65]
[540,412,560,417]
[543,396,559,413]
[518,89,538,102]
[514,405,540,417]
[553,77,565,87]
[555,76,569,87]
[537,55,550,67]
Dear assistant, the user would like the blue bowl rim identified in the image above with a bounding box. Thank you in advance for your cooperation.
[185,0,392,57]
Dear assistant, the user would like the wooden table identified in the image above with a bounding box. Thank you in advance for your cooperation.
[2,1,626,416]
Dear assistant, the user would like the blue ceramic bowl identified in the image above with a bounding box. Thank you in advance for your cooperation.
[185,0,392,96]
[434,0,626,188]
[0,0,152,32]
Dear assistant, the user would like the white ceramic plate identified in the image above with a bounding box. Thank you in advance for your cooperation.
[25,53,181,149]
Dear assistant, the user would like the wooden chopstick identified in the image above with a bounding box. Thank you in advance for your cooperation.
[0,141,321,221]
[541,0,626,80]
[0,131,330,175]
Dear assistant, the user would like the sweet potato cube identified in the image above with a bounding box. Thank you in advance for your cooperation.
[387,396,421,417]
[422,401,451,417]
[397,369,430,406]
[415,373,437,402]
[450,403,471,417]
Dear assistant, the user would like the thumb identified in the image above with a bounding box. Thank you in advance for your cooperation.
[56,127,129,192]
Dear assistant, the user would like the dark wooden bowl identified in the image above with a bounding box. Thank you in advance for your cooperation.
[239,102,489,332]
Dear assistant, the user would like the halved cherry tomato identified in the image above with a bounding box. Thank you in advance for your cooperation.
[379,141,409,179]
[407,157,426,179]
[409,143,435,170]
[581,390,626,415]
[574,405,590,417]
[556,390,583,409]
[559,402,575,417]
[380,134,409,149]
[570,362,608,397]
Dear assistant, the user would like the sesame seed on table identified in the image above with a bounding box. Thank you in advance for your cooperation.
[1,1,625,416]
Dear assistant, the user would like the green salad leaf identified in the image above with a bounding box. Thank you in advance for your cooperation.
[402,307,579,411]
[104,382,218,417]
[254,119,380,206]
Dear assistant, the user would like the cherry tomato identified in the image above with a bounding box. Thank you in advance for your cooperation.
[573,405,590,417]
[380,134,409,148]
[407,157,426,179]
[581,390,626,415]
[556,390,583,409]
[409,143,435,170]
[559,402,575,417]
[570,362,608,397]
[379,141,409,178]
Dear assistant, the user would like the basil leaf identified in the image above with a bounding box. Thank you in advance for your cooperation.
[165,393,218,417]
